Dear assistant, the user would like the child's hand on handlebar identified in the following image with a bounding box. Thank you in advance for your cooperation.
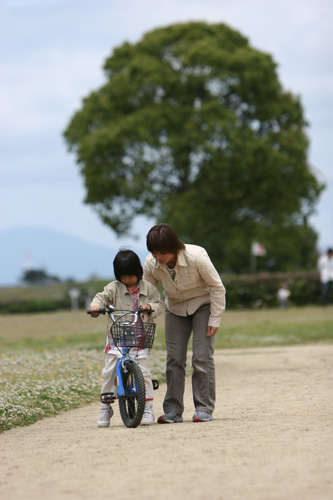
[141,304,151,314]
[89,305,101,317]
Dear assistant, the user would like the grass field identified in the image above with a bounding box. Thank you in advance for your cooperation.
[1,306,332,433]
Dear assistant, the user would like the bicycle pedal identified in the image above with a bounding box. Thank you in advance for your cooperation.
[100,392,115,404]
[152,379,159,390]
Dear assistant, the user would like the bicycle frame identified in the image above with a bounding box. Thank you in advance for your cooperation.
[116,350,139,397]
[110,307,143,398]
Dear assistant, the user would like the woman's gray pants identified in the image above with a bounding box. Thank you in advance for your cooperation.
[163,303,215,416]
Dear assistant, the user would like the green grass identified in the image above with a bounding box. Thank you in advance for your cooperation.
[0,348,103,432]
[1,306,332,433]
[216,320,333,348]
[215,306,333,348]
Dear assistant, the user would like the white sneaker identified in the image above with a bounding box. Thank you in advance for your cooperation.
[141,410,155,426]
[98,405,114,427]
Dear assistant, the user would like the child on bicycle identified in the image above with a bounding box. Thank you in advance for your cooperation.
[90,249,164,427]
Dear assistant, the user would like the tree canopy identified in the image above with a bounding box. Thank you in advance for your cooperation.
[64,21,324,272]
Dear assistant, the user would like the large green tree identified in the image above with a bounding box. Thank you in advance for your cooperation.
[64,22,323,272]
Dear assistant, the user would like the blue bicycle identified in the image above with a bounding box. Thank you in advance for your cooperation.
[87,306,157,428]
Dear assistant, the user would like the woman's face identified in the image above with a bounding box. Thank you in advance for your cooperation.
[152,252,177,267]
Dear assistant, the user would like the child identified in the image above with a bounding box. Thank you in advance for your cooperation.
[90,249,164,427]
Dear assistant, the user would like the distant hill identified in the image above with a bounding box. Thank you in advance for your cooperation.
[0,227,149,286]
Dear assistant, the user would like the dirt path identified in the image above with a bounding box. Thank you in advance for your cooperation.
[1,344,332,500]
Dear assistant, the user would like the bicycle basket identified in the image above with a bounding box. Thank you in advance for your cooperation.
[110,320,156,349]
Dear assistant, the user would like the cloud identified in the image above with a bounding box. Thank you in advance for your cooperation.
[1,49,106,137]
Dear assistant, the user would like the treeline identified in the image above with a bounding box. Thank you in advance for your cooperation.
[0,272,323,314]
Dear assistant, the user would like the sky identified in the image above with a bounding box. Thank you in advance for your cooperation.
[1,0,333,260]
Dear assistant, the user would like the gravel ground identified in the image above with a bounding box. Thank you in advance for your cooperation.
[0,344,332,500]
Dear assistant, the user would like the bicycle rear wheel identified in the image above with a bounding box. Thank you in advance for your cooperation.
[119,361,146,428]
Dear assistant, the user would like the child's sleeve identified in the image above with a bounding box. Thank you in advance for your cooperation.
[90,282,114,309]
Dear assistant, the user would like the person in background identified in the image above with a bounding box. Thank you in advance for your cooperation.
[277,284,291,309]
[317,248,333,306]
[143,224,226,424]
[90,249,163,427]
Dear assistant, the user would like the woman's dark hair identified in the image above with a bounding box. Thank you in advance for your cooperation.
[146,224,185,255]
[113,249,143,281]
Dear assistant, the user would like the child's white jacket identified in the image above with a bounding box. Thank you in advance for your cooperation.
[90,279,164,357]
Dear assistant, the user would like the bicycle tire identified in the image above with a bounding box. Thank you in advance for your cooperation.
[119,361,146,428]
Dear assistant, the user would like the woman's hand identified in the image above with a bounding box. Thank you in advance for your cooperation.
[206,326,219,337]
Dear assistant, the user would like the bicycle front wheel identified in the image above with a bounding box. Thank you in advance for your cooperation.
[119,361,146,428]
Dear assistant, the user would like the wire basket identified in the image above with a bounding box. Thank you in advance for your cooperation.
[110,320,156,349]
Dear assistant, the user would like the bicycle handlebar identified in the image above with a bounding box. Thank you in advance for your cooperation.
[87,306,153,316]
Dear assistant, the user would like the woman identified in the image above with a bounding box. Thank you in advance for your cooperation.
[143,224,226,423]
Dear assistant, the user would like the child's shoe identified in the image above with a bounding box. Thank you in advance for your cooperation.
[141,402,155,426]
[97,404,114,427]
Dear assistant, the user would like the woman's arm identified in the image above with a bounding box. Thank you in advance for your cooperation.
[145,283,164,319]
[143,254,159,287]
[196,254,226,328]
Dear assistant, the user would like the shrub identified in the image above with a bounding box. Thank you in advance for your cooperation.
[0,272,322,313]
[222,271,321,309]
[1,301,59,314]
